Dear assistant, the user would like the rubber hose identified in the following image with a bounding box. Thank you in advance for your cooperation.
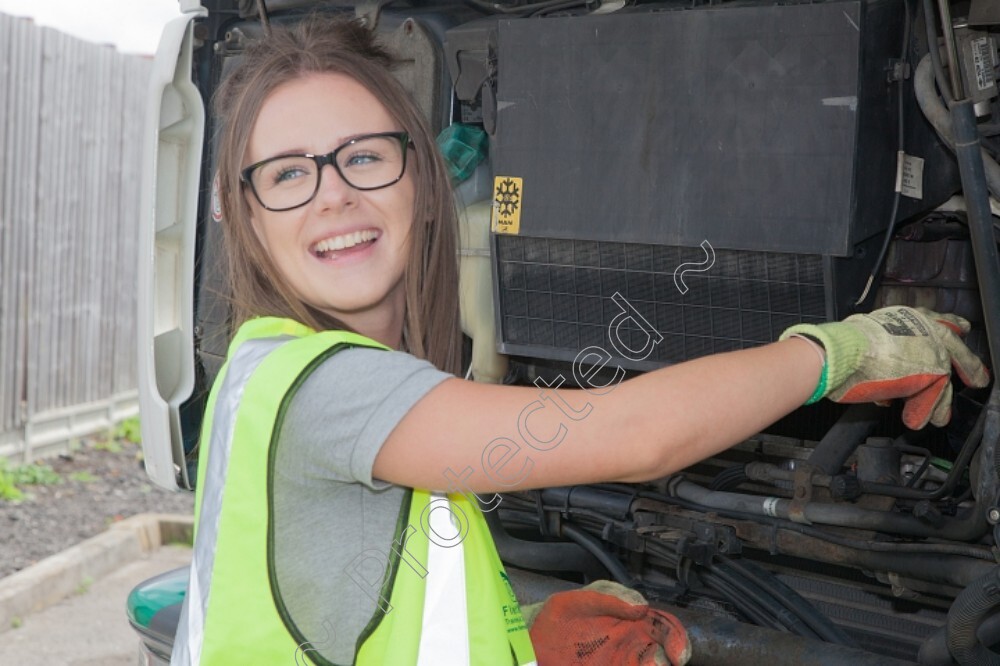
[946,566,1000,665]
[914,55,1000,199]
[920,612,1000,665]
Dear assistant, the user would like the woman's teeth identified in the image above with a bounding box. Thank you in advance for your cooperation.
[314,229,379,254]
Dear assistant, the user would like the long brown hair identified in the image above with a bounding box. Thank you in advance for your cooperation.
[213,14,461,374]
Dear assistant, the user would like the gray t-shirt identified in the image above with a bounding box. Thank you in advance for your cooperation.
[271,346,451,664]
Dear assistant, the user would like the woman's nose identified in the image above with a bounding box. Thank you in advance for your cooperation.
[313,162,356,210]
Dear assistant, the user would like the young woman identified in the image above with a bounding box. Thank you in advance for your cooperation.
[169,15,989,666]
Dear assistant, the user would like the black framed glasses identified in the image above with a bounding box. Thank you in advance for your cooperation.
[240,131,411,212]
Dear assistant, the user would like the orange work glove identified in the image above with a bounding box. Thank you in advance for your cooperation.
[528,580,691,666]
[781,306,990,429]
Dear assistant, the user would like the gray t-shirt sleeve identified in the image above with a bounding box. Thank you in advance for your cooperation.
[278,346,452,489]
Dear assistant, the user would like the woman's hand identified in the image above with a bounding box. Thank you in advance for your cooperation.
[781,306,990,429]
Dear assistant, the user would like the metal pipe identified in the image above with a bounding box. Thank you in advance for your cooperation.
[936,0,964,99]
[948,99,1000,544]
[670,478,989,541]
[766,528,995,589]
[651,604,917,666]
[806,404,882,475]
[950,99,1000,379]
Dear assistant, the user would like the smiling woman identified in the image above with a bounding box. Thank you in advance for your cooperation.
[242,73,419,347]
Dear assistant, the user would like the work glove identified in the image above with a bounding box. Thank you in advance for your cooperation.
[780,306,990,429]
[527,580,692,666]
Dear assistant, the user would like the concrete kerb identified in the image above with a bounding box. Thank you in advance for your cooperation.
[0,513,193,634]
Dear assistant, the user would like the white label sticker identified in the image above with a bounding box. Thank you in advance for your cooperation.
[895,151,925,200]
[972,36,996,92]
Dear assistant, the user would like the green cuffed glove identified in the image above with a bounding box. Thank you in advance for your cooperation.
[780,306,990,429]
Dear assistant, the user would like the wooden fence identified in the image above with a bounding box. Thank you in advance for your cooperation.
[0,14,151,461]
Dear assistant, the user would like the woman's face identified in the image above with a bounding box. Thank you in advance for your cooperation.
[245,72,416,340]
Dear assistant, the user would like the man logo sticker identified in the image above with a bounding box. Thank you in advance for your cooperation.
[492,176,523,235]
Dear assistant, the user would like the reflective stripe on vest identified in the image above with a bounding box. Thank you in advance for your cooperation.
[171,317,536,665]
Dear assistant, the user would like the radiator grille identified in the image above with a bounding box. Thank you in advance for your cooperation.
[496,236,828,366]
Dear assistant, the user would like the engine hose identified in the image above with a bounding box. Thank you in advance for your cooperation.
[949,99,1000,546]
[483,507,608,580]
[946,567,1000,665]
[662,602,923,666]
[709,559,820,639]
[920,612,1000,665]
[806,403,881,476]
[559,522,634,586]
[728,558,858,647]
[914,55,1000,200]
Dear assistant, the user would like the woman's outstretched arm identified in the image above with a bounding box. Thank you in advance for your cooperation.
[376,306,990,493]
[373,336,822,493]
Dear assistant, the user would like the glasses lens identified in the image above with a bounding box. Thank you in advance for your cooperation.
[337,135,406,190]
[248,134,407,210]
[251,156,319,211]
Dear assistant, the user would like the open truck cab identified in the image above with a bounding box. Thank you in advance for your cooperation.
[132,1,1000,663]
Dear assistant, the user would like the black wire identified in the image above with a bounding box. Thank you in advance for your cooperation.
[855,0,912,307]
[699,570,786,630]
[513,500,851,642]
[723,557,859,647]
[462,0,585,15]
[529,0,589,16]
[709,558,820,638]
[710,465,748,491]
[504,494,940,645]
[922,0,954,103]
[499,510,634,584]
[561,523,635,585]
[644,540,788,631]
[898,442,934,488]
[504,503,804,631]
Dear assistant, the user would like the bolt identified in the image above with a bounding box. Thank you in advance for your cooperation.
[988,508,1000,525]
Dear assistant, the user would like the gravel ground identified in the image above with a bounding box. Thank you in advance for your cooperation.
[0,434,195,578]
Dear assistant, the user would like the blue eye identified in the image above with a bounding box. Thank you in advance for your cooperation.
[256,156,315,190]
[343,151,383,169]
[274,166,307,183]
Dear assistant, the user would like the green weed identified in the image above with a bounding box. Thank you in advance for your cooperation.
[114,417,142,444]
[0,459,60,502]
[0,474,23,502]
[92,438,123,454]
[69,471,98,484]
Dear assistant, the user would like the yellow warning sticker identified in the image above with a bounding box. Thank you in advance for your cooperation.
[491,176,522,235]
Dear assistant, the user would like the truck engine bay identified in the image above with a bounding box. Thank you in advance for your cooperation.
[138,0,1000,663]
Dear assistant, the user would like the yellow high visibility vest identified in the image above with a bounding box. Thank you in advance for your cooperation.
[170,317,537,665]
